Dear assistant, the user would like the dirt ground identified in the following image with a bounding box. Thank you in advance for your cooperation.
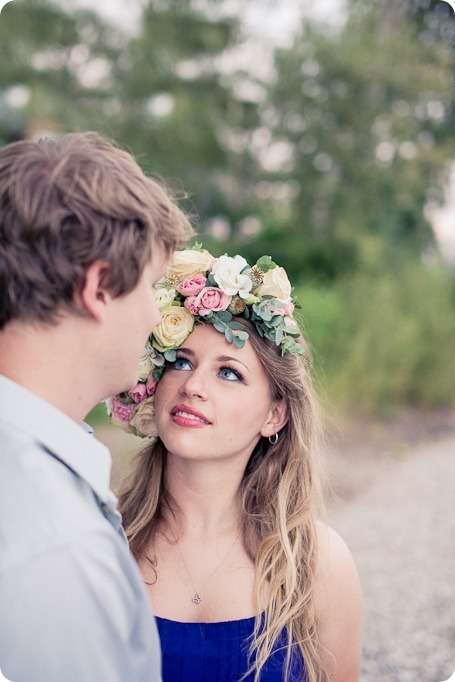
[325,410,455,682]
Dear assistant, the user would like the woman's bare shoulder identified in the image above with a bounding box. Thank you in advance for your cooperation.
[313,521,362,681]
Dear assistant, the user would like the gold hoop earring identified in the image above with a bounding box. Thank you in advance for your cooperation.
[268,432,279,445]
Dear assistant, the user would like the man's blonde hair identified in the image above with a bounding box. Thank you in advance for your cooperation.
[0,132,193,329]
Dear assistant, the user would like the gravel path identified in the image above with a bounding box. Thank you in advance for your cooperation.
[327,434,455,682]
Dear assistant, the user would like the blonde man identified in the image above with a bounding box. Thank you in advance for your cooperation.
[0,133,192,682]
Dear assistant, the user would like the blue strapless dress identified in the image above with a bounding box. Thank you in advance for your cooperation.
[156,615,306,681]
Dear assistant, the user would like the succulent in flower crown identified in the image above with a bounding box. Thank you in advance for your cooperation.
[104,245,304,438]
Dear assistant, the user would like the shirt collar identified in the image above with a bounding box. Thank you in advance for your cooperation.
[0,374,112,505]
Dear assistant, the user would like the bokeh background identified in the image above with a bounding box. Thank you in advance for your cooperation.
[1,0,454,418]
[1,2,454,680]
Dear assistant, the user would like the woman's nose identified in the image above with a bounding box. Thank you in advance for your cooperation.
[179,370,207,400]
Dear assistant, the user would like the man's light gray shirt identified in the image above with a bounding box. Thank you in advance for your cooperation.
[0,375,161,682]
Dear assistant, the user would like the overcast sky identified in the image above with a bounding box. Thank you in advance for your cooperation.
[66,0,346,42]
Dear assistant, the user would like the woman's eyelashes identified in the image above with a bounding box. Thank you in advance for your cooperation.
[218,365,244,382]
[170,357,192,371]
[169,357,244,383]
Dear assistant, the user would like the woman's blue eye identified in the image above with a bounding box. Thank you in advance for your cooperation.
[219,366,243,382]
[171,357,191,371]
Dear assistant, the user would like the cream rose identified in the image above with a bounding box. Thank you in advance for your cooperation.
[137,342,164,381]
[154,286,176,309]
[152,305,195,351]
[130,397,158,438]
[167,249,214,282]
[255,266,292,303]
[211,255,252,299]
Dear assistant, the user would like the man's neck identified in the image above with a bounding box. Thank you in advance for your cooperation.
[0,320,99,422]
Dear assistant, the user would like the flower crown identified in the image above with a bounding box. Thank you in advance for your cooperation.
[105,245,303,438]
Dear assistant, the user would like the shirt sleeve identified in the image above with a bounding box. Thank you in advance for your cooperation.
[0,532,161,682]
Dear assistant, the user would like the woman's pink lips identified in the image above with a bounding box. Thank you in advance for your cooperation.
[170,404,211,428]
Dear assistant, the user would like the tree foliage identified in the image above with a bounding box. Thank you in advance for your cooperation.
[1,0,454,413]
[0,0,124,142]
[0,0,454,275]
[249,0,455,280]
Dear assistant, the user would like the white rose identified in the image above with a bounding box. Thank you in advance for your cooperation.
[211,255,252,299]
[137,342,154,381]
[255,266,292,302]
[130,397,158,438]
[167,249,214,281]
[154,286,176,309]
[152,305,195,351]
[138,356,154,381]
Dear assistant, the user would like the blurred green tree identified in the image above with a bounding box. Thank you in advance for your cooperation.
[247,0,455,280]
[93,0,261,230]
[0,0,123,143]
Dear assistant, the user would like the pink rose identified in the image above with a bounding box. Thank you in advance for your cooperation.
[110,397,136,424]
[177,274,207,297]
[284,316,298,328]
[270,301,295,316]
[146,374,158,396]
[128,382,147,404]
[184,296,201,315]
[194,287,232,316]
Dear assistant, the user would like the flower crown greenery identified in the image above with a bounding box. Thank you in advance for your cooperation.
[105,245,303,438]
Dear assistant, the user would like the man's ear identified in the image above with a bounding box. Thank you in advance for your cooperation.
[77,261,112,322]
[261,399,289,439]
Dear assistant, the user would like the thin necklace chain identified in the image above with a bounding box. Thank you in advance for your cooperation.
[176,536,237,605]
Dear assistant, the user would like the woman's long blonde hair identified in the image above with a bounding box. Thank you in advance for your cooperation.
[119,319,326,682]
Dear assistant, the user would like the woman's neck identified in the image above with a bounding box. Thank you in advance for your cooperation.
[163,455,245,539]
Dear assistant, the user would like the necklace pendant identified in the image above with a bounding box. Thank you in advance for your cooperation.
[192,593,202,605]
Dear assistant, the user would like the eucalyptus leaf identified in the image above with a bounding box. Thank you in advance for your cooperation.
[260,308,273,322]
[213,320,226,334]
[269,315,282,327]
[217,310,232,323]
[233,335,245,348]
[228,321,244,330]
[225,327,234,343]
[275,327,283,346]
[164,350,177,362]
[284,325,300,337]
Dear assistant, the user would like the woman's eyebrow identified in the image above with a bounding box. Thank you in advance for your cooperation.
[217,355,251,374]
[177,347,194,356]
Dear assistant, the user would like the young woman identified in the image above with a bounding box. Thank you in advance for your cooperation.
[107,248,361,681]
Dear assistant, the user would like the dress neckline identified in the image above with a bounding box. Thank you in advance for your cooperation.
[155,614,258,627]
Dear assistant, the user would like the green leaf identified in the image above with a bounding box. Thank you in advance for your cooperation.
[260,307,273,322]
[256,256,275,272]
[225,327,234,343]
[228,321,245,330]
[269,315,282,327]
[275,327,283,346]
[233,335,245,348]
[164,350,177,362]
[236,331,249,341]
[284,325,300,337]
[213,320,226,334]
[217,310,232,323]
